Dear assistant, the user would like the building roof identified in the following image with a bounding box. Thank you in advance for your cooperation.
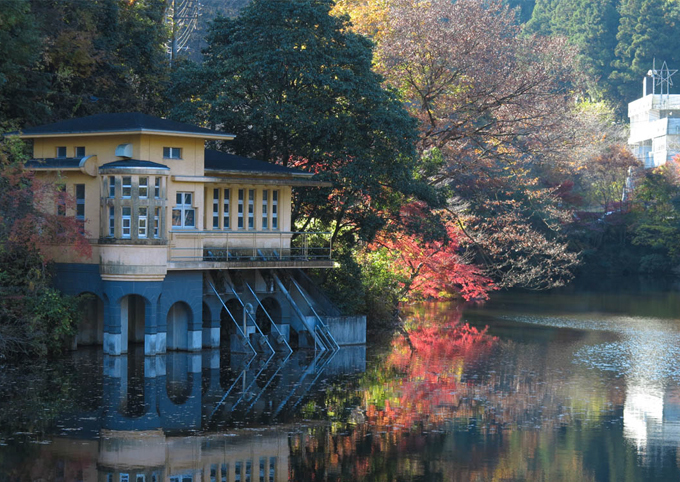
[25,157,84,169]
[204,149,313,177]
[16,113,235,140]
[100,160,170,170]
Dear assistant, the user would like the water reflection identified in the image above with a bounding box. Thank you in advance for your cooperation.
[4,290,680,481]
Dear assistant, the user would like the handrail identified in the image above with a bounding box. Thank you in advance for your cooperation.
[290,277,339,351]
[227,282,275,355]
[207,276,256,355]
[273,273,325,352]
[245,282,293,354]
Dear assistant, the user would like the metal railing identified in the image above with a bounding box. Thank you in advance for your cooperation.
[168,231,332,263]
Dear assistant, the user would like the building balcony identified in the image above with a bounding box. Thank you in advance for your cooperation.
[629,117,680,144]
[167,231,335,270]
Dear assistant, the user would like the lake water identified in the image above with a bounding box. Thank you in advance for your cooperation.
[2,286,680,481]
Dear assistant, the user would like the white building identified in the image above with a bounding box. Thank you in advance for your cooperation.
[628,64,680,169]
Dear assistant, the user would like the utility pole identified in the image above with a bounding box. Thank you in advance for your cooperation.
[167,0,200,68]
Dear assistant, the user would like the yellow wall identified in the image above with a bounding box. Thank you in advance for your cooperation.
[29,133,303,277]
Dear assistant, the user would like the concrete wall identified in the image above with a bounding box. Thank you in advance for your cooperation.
[325,316,366,345]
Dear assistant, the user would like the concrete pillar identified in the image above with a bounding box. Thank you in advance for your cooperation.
[103,297,123,355]
[203,296,222,349]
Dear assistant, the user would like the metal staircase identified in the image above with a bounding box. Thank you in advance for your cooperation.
[272,273,338,352]
[207,273,256,355]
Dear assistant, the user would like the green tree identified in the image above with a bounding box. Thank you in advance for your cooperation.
[611,0,680,107]
[0,0,42,129]
[525,0,620,102]
[0,136,90,359]
[171,0,439,245]
[0,0,171,128]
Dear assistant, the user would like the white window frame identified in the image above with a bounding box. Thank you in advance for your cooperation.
[122,207,131,238]
[154,207,160,238]
[139,177,148,198]
[237,189,244,229]
[248,189,255,229]
[138,207,148,238]
[212,188,220,229]
[75,146,85,157]
[172,192,195,229]
[109,176,116,198]
[154,177,161,198]
[262,189,268,229]
[75,184,85,221]
[163,147,182,159]
[223,189,230,230]
[109,206,115,236]
[56,146,67,158]
[272,190,279,230]
[122,176,132,198]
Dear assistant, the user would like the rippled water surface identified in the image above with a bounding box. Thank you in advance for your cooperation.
[2,285,680,481]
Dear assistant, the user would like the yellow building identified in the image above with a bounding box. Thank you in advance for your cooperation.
[18,113,356,356]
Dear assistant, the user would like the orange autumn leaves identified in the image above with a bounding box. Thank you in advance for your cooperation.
[364,311,497,430]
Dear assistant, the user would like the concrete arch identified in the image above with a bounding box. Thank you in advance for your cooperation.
[165,352,194,405]
[120,294,149,352]
[167,301,192,351]
[76,292,104,346]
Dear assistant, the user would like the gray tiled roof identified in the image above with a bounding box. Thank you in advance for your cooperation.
[18,113,233,138]
[204,149,312,176]
[24,158,82,169]
[100,160,170,170]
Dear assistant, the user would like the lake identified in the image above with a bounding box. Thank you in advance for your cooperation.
[2,284,680,481]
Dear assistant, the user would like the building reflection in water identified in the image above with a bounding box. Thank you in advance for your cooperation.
[37,346,366,482]
[620,324,680,465]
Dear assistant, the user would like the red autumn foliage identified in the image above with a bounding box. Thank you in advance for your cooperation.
[366,309,497,430]
[0,139,91,266]
[368,202,494,301]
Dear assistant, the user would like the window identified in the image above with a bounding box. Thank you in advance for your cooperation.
[172,192,195,228]
[122,207,131,238]
[75,146,85,157]
[154,207,161,238]
[248,189,255,229]
[262,190,268,229]
[163,147,182,159]
[139,177,148,198]
[75,184,85,229]
[237,189,244,229]
[109,177,116,198]
[138,207,148,238]
[122,176,132,198]
[56,146,67,158]
[272,190,278,230]
[56,184,66,216]
[109,207,115,236]
[221,464,228,482]
[136,476,145,482]
[223,189,230,229]
[121,474,129,482]
[213,188,220,229]
[154,177,161,198]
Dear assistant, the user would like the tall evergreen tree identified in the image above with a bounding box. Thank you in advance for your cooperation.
[611,0,680,106]
[171,0,439,243]
[526,0,619,101]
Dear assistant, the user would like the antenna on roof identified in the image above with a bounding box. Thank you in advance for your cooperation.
[649,59,677,99]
